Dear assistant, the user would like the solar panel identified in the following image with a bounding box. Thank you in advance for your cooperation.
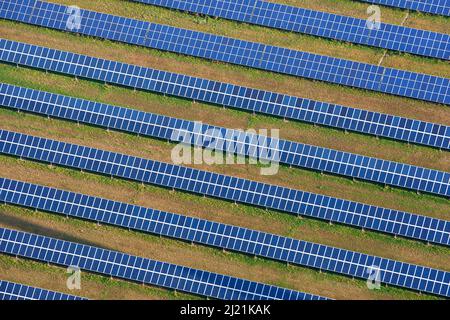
[0,1,449,104]
[0,227,326,300]
[0,130,448,246]
[0,280,85,300]
[131,0,450,59]
[358,0,450,17]
[1,177,449,297]
[1,83,448,196]
[1,40,448,150]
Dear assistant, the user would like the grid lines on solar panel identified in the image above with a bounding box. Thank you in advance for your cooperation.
[0,0,448,104]
[1,83,448,196]
[0,130,448,246]
[359,0,450,17]
[0,40,448,150]
[0,227,327,300]
[1,177,449,297]
[130,0,450,60]
[0,280,85,300]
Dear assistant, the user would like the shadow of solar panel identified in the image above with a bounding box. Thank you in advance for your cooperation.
[0,130,448,246]
[0,228,326,300]
[358,0,450,17]
[0,40,448,150]
[131,0,450,59]
[0,280,85,300]
[1,83,448,196]
[1,178,449,297]
[0,0,448,104]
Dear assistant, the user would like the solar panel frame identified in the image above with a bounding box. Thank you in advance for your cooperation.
[0,40,448,150]
[0,280,85,300]
[130,0,450,59]
[1,177,449,297]
[0,130,448,246]
[357,0,450,17]
[0,0,448,104]
[1,83,448,196]
[0,227,326,300]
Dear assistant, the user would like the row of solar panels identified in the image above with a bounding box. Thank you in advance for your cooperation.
[131,0,449,59]
[1,1,449,105]
[0,280,85,300]
[1,130,448,246]
[1,39,448,151]
[0,227,326,300]
[1,177,449,297]
[360,0,450,17]
[1,83,448,196]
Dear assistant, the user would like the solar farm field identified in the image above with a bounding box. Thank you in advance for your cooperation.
[0,0,449,301]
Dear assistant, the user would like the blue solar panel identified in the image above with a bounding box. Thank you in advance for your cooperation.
[1,83,448,196]
[0,227,326,300]
[0,280,85,300]
[358,0,450,17]
[131,0,450,59]
[1,40,448,150]
[0,130,448,246]
[1,177,449,297]
[0,0,448,104]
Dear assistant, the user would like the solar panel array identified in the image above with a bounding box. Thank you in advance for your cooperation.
[1,177,449,297]
[1,83,449,196]
[1,40,448,150]
[0,280,85,300]
[131,0,450,59]
[0,0,448,302]
[1,130,448,246]
[1,1,449,104]
[0,227,326,300]
[359,0,450,17]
